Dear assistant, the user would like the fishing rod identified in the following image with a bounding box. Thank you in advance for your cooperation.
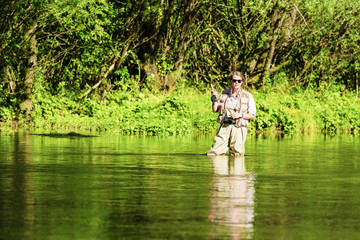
[175,0,213,88]
[175,0,250,92]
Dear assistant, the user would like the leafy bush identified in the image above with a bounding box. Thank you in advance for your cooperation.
[2,81,360,135]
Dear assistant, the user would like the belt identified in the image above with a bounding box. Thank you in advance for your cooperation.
[223,117,236,124]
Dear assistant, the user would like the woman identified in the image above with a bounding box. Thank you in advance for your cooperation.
[207,71,256,156]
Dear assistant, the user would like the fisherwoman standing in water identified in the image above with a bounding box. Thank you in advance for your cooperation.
[207,71,256,156]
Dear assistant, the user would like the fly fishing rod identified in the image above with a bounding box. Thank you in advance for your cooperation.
[175,0,213,89]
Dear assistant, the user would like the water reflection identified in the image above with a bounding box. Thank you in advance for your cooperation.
[1,133,35,239]
[2,133,359,239]
[209,155,255,239]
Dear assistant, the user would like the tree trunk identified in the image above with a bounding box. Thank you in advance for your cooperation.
[262,11,286,84]
[356,72,358,102]
[153,0,175,57]
[293,48,322,85]
[283,4,297,44]
[20,24,37,114]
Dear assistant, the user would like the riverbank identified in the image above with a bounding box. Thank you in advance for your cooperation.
[1,86,359,135]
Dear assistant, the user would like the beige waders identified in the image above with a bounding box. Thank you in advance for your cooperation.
[207,124,248,156]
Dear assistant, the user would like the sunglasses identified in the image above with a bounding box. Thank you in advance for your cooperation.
[232,79,242,83]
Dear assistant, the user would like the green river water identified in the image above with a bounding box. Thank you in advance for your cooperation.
[0,132,359,240]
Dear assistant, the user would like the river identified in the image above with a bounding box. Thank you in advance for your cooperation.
[1,132,359,239]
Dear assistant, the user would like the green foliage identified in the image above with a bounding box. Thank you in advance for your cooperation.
[253,97,297,133]
[37,0,125,92]
[2,80,360,134]
[251,80,360,134]
[1,0,360,95]
[1,0,360,134]
[0,107,14,122]
[157,55,175,78]
[315,90,360,133]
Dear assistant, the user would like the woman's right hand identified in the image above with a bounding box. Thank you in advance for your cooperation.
[210,84,217,97]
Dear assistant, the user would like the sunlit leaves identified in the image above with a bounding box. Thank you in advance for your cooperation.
[1,0,360,110]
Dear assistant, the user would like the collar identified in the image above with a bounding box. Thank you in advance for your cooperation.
[230,88,242,99]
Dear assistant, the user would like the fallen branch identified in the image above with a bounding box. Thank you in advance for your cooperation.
[81,58,117,98]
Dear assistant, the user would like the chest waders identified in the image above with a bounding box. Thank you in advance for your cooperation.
[207,89,250,156]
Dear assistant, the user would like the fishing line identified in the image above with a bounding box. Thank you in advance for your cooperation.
[164,1,216,156]
[167,140,189,156]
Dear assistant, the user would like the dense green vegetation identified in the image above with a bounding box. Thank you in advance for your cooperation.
[1,0,359,134]
[2,82,360,135]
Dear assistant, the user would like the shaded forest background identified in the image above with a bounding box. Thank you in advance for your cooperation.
[0,0,359,133]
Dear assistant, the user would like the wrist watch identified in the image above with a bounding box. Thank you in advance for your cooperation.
[211,96,218,102]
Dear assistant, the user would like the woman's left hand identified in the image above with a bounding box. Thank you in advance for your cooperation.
[229,112,242,119]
